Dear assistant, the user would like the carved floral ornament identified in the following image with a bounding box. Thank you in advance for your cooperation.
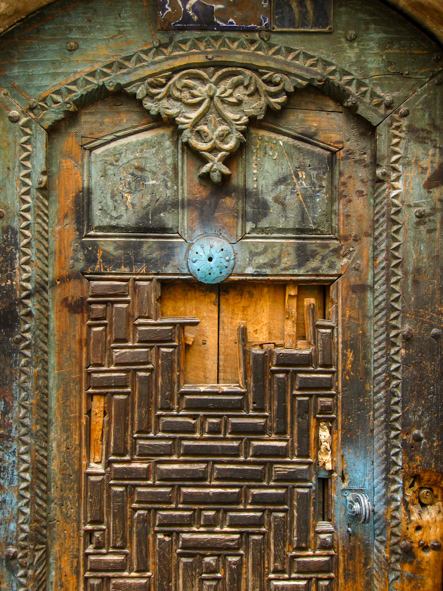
[128,67,296,183]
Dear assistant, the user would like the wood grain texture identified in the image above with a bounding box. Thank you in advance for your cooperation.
[160,282,218,384]
[0,2,441,590]
[90,395,105,463]
[49,121,85,591]
[219,282,286,383]
[398,78,443,591]
[337,109,375,591]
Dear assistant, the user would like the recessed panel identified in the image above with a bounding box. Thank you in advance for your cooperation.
[245,128,333,236]
[88,127,178,234]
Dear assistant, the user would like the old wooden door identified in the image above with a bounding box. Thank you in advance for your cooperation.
[49,80,372,591]
[0,2,442,591]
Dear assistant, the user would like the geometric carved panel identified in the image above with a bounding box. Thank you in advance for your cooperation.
[84,276,336,590]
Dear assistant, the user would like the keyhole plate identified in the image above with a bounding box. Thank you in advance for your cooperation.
[187,236,235,284]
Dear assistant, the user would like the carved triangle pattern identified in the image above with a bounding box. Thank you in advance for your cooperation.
[387,115,404,591]
[31,35,388,128]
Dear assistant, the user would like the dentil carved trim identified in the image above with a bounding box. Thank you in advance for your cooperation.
[128,68,294,183]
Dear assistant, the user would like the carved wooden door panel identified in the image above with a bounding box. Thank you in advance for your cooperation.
[2,3,443,591]
[48,81,373,591]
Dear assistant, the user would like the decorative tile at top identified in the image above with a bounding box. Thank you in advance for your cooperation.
[129,67,295,183]
[158,0,270,30]
[272,0,333,31]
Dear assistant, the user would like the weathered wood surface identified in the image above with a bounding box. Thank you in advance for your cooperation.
[397,78,443,591]
[0,0,440,113]
[0,94,21,591]
[0,0,441,590]
[336,107,375,591]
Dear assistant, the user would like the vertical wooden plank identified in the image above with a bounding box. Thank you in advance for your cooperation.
[184,145,243,243]
[248,535,264,591]
[337,109,375,591]
[285,282,298,348]
[135,371,153,434]
[178,556,196,591]
[317,324,333,367]
[134,280,155,319]
[219,283,285,383]
[397,81,443,591]
[87,475,104,523]
[250,349,267,412]
[89,326,107,366]
[87,579,103,591]
[134,510,150,572]
[113,303,129,342]
[295,397,311,457]
[273,373,288,435]
[90,395,105,463]
[237,323,248,388]
[112,395,129,456]
[226,556,242,591]
[111,486,127,549]
[296,286,324,340]
[293,488,311,549]
[270,512,287,573]
[50,123,84,590]
[158,348,176,410]
[160,281,218,384]
[156,534,172,591]
[304,299,317,347]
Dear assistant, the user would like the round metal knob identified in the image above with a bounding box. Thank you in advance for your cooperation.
[348,492,372,524]
[419,488,435,505]
[400,540,413,553]
[187,236,235,284]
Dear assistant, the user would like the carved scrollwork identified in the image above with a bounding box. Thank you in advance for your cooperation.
[129,67,295,183]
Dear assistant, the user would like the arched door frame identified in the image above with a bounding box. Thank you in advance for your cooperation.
[0,32,432,591]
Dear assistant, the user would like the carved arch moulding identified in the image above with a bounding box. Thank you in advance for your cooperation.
[29,35,391,131]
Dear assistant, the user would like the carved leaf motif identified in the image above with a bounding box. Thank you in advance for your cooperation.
[128,67,295,183]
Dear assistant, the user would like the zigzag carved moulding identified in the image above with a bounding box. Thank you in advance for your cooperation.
[31,35,389,129]
[387,115,405,591]
[16,114,34,591]
[13,113,49,591]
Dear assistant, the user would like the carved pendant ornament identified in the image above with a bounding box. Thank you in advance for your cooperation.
[129,67,295,183]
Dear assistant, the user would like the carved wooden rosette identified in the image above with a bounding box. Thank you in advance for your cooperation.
[129,67,295,183]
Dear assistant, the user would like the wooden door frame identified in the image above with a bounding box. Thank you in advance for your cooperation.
[1,38,429,589]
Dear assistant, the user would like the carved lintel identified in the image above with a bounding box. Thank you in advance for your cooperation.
[318,421,332,470]
[128,68,295,183]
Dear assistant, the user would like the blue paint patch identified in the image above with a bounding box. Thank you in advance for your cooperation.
[187,236,235,284]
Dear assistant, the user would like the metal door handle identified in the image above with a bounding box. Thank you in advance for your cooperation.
[347,492,372,524]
